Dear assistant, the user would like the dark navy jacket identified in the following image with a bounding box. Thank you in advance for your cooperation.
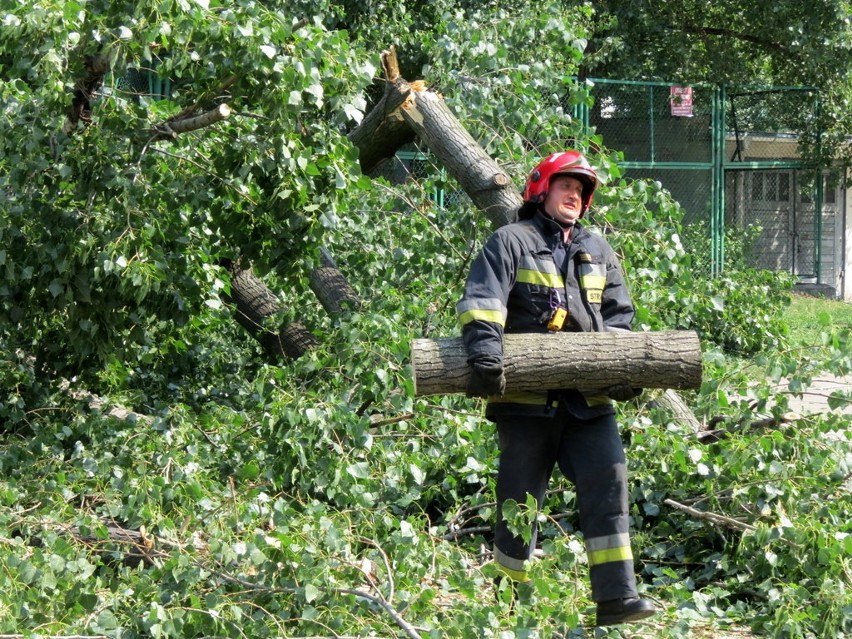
[456,211,635,419]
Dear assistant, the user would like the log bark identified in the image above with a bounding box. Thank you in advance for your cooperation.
[309,248,361,315]
[411,331,702,397]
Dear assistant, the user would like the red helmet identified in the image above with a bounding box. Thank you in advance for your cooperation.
[522,151,600,215]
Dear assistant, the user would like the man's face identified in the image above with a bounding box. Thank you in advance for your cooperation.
[543,175,584,225]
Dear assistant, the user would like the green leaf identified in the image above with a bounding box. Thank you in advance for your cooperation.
[304,583,320,603]
[346,462,370,479]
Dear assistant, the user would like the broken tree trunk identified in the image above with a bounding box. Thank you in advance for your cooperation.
[347,46,417,176]
[347,47,520,227]
[411,330,702,397]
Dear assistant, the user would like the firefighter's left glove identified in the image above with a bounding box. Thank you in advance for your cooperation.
[466,361,506,398]
[607,384,642,402]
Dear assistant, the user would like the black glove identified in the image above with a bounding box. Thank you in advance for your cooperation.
[466,361,506,398]
[607,384,642,402]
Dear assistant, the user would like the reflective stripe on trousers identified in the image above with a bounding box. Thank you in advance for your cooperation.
[492,407,638,602]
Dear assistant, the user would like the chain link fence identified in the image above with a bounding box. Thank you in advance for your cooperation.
[582,79,838,292]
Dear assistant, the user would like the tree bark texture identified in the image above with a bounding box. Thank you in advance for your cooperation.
[224,260,318,359]
[411,331,702,397]
[309,266,361,315]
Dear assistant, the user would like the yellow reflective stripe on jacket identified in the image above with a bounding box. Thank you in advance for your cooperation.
[586,533,633,567]
[517,254,563,288]
[580,274,606,291]
[458,308,506,327]
[517,268,564,288]
[456,298,507,327]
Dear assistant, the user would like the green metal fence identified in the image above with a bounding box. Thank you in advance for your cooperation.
[578,79,829,284]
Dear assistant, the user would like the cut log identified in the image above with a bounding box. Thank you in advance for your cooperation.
[411,331,702,397]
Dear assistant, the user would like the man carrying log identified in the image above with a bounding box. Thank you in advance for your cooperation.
[456,150,656,626]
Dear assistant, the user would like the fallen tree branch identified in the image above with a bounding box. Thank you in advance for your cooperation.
[665,498,800,548]
[664,498,757,534]
[41,517,197,567]
[59,380,152,425]
[698,411,800,443]
[150,103,233,141]
[397,75,519,228]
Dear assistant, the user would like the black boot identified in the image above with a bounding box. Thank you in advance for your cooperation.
[595,596,656,626]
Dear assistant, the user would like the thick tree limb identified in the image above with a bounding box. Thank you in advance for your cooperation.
[348,47,520,228]
[309,249,361,315]
[222,258,318,359]
[398,80,519,228]
[411,331,702,396]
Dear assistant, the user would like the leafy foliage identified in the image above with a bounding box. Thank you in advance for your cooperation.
[1,2,850,639]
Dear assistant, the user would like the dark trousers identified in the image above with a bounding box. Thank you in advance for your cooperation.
[493,406,638,602]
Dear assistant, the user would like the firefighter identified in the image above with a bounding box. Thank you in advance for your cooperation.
[456,150,656,626]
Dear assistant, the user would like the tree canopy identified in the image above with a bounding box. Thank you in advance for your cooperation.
[582,0,852,161]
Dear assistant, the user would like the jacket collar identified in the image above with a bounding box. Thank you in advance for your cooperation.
[531,209,584,247]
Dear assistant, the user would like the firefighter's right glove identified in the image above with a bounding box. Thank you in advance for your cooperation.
[466,361,506,398]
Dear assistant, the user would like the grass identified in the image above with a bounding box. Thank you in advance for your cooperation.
[785,291,852,345]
